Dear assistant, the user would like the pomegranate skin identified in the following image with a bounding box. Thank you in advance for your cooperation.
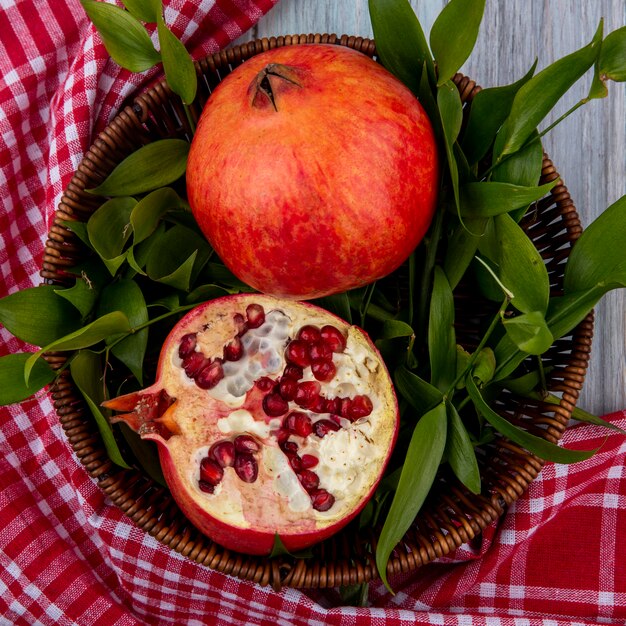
[103,294,399,556]
[186,44,439,299]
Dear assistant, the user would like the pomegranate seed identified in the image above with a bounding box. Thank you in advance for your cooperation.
[294,381,321,409]
[286,453,302,473]
[198,480,215,494]
[263,392,289,417]
[339,397,352,418]
[209,440,236,467]
[234,435,260,454]
[297,325,321,343]
[283,364,304,380]
[310,394,328,414]
[321,325,347,353]
[178,333,197,359]
[233,312,247,335]
[195,360,224,389]
[349,394,374,420]
[324,397,341,414]
[298,470,320,492]
[272,428,290,445]
[246,303,265,329]
[200,457,224,485]
[223,336,243,361]
[234,453,258,483]
[278,377,298,401]
[280,440,299,454]
[311,359,336,382]
[285,340,310,368]
[309,340,332,362]
[301,454,319,469]
[310,488,335,511]
[313,419,340,438]
[183,352,209,378]
[255,376,275,392]
[284,411,313,437]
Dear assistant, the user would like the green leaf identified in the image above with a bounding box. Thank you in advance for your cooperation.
[380,320,415,340]
[459,180,556,217]
[498,369,544,395]
[97,280,149,384]
[503,311,554,355]
[394,366,443,415]
[87,196,136,275]
[428,267,456,392]
[88,139,190,196]
[443,216,488,289]
[368,0,433,94]
[445,401,480,494]
[496,23,602,158]
[0,354,56,406]
[60,219,93,250]
[0,285,82,347]
[185,284,231,305]
[488,213,551,314]
[545,286,607,342]
[81,0,161,72]
[563,195,626,294]
[25,312,132,384]
[437,80,464,211]
[312,292,353,324]
[122,0,160,22]
[156,12,197,104]
[268,533,313,559]
[461,61,537,165]
[70,350,131,469]
[598,26,626,82]
[118,422,166,485]
[466,375,598,463]
[430,0,485,86]
[54,276,98,319]
[376,402,447,591]
[131,187,189,244]
[472,347,496,385]
[491,130,543,185]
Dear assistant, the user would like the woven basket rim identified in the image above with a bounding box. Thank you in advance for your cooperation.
[41,33,594,591]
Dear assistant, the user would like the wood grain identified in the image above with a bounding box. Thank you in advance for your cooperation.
[237,1,626,416]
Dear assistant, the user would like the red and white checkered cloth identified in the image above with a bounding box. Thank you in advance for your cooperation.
[1,1,626,624]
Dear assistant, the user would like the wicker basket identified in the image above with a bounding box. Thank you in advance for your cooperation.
[41,34,593,590]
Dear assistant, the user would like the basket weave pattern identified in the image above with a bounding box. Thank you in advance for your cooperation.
[41,34,593,590]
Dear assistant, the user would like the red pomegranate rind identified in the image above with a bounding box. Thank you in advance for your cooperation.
[105,294,398,556]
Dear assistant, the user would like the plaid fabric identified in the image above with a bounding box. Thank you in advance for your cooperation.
[1,1,625,624]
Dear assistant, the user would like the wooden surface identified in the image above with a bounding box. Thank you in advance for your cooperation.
[236,1,626,416]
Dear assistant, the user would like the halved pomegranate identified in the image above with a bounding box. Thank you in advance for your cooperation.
[103,294,398,555]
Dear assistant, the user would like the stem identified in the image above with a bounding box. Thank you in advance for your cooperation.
[446,297,510,394]
[360,282,377,329]
[183,104,196,135]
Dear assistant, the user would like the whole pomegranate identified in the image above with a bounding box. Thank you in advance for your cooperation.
[103,295,398,555]
[186,44,439,299]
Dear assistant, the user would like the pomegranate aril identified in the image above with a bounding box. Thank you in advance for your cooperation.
[310,395,328,414]
[255,376,275,392]
[349,394,374,420]
[339,397,352,418]
[313,419,340,438]
[278,377,298,401]
[321,325,347,353]
[297,324,321,343]
[286,453,302,473]
[198,480,215,494]
[294,381,321,409]
[234,435,260,454]
[324,397,341,415]
[285,340,310,368]
[233,312,247,335]
[183,352,209,378]
[301,454,319,469]
[234,453,258,483]
[310,489,335,511]
[223,337,243,361]
[283,364,304,380]
[246,303,265,328]
[280,440,299,454]
[210,440,236,467]
[311,359,336,382]
[298,470,320,492]
[200,457,224,485]
[309,340,332,362]
[195,360,224,389]
[263,392,289,417]
[284,411,313,437]
[272,428,290,445]
[178,333,197,359]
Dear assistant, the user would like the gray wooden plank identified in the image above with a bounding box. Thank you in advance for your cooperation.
[237,1,626,416]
